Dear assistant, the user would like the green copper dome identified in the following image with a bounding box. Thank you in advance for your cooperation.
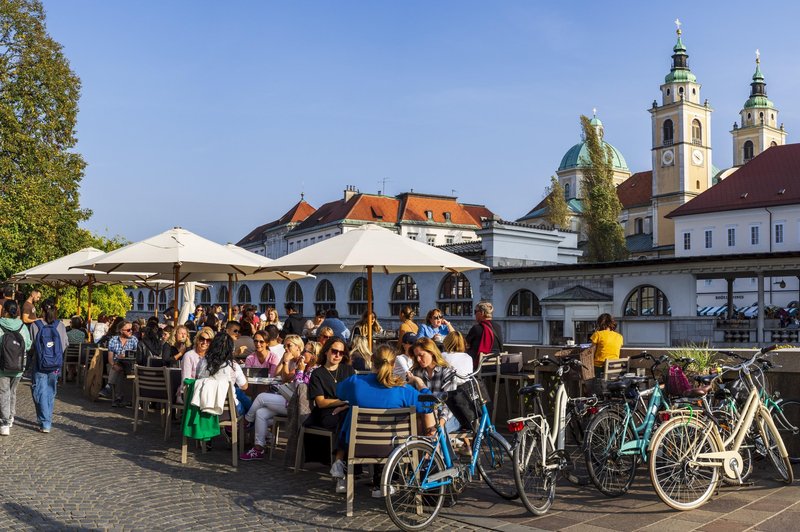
[665,32,696,83]
[744,95,774,109]
[558,140,629,172]
[665,69,697,83]
[744,61,774,109]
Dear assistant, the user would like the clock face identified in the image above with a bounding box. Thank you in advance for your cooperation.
[661,149,674,166]
[692,149,704,165]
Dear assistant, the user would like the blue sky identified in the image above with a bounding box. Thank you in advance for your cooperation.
[42,0,800,244]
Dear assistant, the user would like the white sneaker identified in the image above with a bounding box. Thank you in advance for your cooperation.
[330,459,345,479]
[335,477,347,494]
[0,425,9,436]
[371,485,396,498]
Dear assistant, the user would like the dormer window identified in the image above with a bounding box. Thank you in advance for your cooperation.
[443,212,451,222]
[425,210,433,221]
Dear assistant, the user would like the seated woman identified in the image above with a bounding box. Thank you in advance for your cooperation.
[273,334,306,382]
[162,325,191,367]
[348,335,372,372]
[440,331,473,386]
[417,308,454,342]
[244,330,275,371]
[396,305,418,350]
[590,313,623,377]
[408,337,460,433]
[195,332,251,416]
[240,340,321,461]
[350,310,382,340]
[234,320,256,358]
[303,310,326,339]
[336,344,434,497]
[307,337,355,493]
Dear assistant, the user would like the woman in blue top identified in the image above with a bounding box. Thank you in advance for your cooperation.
[417,308,454,342]
[336,343,434,497]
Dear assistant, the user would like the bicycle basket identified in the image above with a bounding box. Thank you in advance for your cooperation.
[664,364,692,397]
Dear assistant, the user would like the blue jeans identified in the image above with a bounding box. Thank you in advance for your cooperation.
[445,414,462,433]
[31,371,58,430]
[235,387,252,416]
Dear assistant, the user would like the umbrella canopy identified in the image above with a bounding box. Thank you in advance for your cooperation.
[74,227,269,322]
[258,224,489,275]
[258,224,489,348]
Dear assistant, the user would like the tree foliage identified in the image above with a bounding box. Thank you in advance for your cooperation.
[0,0,90,280]
[579,115,629,262]
[544,175,569,229]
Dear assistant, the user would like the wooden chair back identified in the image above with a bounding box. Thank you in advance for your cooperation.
[133,365,170,403]
[603,358,629,381]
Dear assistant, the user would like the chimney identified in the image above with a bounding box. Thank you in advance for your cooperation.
[343,184,359,201]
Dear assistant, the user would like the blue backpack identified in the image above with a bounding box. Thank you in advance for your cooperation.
[35,321,63,373]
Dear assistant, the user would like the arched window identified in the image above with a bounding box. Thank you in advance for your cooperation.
[158,291,167,312]
[624,285,671,316]
[564,182,571,200]
[663,119,674,145]
[259,283,275,313]
[770,141,777,148]
[315,280,336,314]
[507,290,541,317]
[137,292,144,311]
[691,119,702,144]
[237,285,251,304]
[390,275,419,316]
[437,273,473,316]
[286,281,303,315]
[147,291,155,312]
[744,140,754,161]
[218,286,229,305]
[200,289,211,305]
[349,277,370,316]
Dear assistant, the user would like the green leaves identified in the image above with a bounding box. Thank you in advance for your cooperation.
[544,175,569,229]
[579,115,629,263]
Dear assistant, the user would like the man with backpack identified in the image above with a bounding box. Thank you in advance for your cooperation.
[29,301,68,433]
[0,300,32,436]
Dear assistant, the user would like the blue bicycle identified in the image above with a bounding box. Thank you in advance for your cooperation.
[381,365,516,531]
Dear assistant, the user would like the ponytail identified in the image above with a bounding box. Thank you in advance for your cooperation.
[372,344,405,388]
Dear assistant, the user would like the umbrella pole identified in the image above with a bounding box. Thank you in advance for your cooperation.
[367,266,373,352]
[154,287,159,318]
[227,274,233,321]
[76,285,82,319]
[86,280,94,327]
[173,264,180,326]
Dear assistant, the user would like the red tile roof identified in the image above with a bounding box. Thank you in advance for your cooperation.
[616,171,653,208]
[236,200,315,246]
[398,194,487,226]
[668,144,800,218]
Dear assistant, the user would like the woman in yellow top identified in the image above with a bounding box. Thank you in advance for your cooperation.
[590,313,623,376]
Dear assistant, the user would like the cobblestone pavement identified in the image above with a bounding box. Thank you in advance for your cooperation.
[1,383,798,531]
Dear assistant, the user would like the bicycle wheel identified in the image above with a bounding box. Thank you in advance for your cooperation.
[712,409,752,485]
[513,423,556,515]
[772,399,800,463]
[649,416,721,511]
[584,409,637,497]
[477,430,518,500]
[383,441,446,531]
[758,414,794,484]
[563,410,589,486]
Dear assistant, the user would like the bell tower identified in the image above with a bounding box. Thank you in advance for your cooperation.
[649,19,713,250]
[731,50,787,167]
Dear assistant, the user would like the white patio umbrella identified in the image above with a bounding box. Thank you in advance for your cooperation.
[146,244,313,320]
[257,224,489,348]
[11,247,154,323]
[73,227,268,324]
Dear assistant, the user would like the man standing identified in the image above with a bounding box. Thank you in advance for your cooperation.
[281,303,305,336]
[465,301,504,370]
[21,289,41,327]
[99,320,139,406]
[0,285,14,309]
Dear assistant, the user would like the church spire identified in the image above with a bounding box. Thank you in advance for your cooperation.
[750,49,766,97]
[665,19,696,83]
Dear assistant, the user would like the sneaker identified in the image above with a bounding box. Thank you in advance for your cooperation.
[98,385,112,399]
[240,447,265,461]
[335,477,346,494]
[330,459,345,479]
[371,485,396,498]
[0,425,9,436]
[40,427,50,434]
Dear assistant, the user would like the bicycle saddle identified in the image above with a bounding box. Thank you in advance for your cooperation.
[684,383,713,397]
[518,383,545,396]
[693,373,719,385]
[606,376,648,393]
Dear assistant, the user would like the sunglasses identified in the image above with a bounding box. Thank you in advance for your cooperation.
[432,315,443,320]
[303,349,314,355]
[230,329,240,334]
[198,337,212,343]
[319,335,332,340]
[283,344,294,349]
[329,348,344,356]
[254,340,266,345]
[121,328,132,332]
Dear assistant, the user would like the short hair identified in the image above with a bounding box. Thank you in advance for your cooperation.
[425,308,443,325]
[225,320,240,332]
[264,324,280,342]
[475,301,493,318]
[1,285,14,298]
[325,308,339,319]
[193,327,216,348]
[318,326,334,338]
[596,313,617,331]
[315,310,326,319]
[284,302,296,312]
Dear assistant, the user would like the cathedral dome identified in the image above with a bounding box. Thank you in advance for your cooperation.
[557,140,629,172]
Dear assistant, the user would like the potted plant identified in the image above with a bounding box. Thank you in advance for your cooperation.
[667,341,719,375]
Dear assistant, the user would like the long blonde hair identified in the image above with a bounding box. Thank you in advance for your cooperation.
[411,337,448,370]
[349,335,373,370]
[193,326,216,349]
[169,324,192,350]
[442,330,466,353]
[283,334,304,352]
[372,344,405,388]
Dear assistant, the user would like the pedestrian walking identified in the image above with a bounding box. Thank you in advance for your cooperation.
[29,301,68,433]
[0,300,32,436]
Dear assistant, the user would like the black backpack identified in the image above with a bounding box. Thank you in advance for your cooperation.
[0,324,26,372]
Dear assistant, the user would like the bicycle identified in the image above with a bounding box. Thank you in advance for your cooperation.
[648,345,793,511]
[506,355,599,515]
[381,362,516,531]
[583,352,671,497]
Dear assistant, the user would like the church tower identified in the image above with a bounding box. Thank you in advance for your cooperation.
[731,51,786,166]
[649,20,713,250]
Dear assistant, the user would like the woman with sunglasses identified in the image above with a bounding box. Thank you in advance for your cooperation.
[244,330,273,369]
[418,308,454,343]
[274,334,306,382]
[178,327,215,402]
[308,336,355,493]
[240,339,321,462]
